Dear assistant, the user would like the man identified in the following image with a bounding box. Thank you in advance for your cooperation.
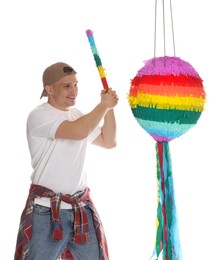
[14,62,118,260]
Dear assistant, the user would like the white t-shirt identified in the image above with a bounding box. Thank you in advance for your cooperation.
[27,102,101,208]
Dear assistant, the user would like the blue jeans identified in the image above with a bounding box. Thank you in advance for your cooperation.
[26,204,100,260]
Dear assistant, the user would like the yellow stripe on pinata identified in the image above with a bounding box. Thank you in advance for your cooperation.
[128,93,206,112]
[97,65,107,78]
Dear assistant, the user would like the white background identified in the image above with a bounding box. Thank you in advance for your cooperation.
[1,0,223,259]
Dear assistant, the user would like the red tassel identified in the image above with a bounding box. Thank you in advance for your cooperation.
[53,228,63,240]
[74,232,90,244]
[59,247,74,260]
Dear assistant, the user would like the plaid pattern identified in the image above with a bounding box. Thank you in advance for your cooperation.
[14,184,109,260]
[58,247,74,260]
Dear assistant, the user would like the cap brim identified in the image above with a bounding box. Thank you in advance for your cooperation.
[40,89,47,99]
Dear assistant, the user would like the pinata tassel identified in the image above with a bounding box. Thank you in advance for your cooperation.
[152,141,181,260]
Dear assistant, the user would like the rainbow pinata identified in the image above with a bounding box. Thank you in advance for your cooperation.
[128,55,206,259]
[128,56,206,142]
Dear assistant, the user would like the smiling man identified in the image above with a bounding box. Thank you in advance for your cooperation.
[14,62,118,260]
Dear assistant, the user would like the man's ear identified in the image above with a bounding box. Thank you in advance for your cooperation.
[45,85,53,96]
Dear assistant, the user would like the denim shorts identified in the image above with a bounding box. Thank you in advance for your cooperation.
[26,204,100,260]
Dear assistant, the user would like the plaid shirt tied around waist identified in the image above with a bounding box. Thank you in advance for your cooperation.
[14,184,109,260]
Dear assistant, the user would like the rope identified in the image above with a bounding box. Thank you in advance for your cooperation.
[153,0,176,66]
[153,0,157,65]
[162,0,166,64]
[170,0,176,56]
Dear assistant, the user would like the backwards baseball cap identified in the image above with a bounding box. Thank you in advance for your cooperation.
[40,62,76,98]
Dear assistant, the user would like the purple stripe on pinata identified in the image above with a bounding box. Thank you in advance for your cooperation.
[149,133,173,142]
[141,126,185,139]
[137,56,200,77]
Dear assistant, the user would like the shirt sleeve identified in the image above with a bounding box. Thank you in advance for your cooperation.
[27,106,66,139]
[27,104,102,142]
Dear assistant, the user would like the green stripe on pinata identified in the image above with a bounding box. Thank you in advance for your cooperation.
[131,106,202,124]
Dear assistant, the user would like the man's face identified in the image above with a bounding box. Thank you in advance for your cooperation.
[47,74,78,110]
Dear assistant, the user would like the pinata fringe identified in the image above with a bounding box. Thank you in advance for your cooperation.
[150,142,181,260]
[131,74,203,87]
[130,83,205,98]
[138,56,200,78]
[131,106,202,125]
[128,94,205,111]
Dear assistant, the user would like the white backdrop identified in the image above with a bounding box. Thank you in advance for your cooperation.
[1,0,223,259]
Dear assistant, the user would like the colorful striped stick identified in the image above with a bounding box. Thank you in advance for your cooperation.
[86,29,109,91]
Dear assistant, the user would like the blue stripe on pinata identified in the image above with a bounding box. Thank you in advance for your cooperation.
[136,118,194,134]
[135,119,194,139]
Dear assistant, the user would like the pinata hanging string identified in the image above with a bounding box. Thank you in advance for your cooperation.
[153,0,176,66]
[169,0,176,56]
[162,0,166,62]
[153,0,157,64]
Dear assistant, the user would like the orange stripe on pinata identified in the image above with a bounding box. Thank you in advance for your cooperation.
[140,84,205,97]
[129,83,205,98]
